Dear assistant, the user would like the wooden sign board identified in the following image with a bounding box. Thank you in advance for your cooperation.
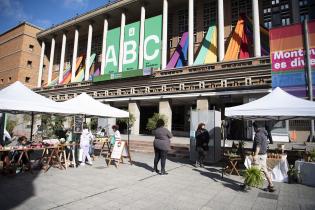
[107,140,132,167]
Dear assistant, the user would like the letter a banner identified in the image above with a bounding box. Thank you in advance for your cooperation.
[105,27,120,73]
[143,15,162,69]
[123,21,140,71]
[270,20,315,97]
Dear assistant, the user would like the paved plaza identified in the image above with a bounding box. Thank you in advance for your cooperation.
[1,152,315,210]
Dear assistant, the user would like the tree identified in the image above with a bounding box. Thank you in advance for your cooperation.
[146,113,168,131]
[117,113,136,128]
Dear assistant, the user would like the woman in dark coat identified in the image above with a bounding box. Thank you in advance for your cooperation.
[153,119,173,175]
[195,123,209,167]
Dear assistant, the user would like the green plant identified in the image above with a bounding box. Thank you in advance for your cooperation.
[287,165,298,183]
[6,119,17,136]
[146,113,168,131]
[243,167,264,188]
[117,113,136,128]
[310,150,315,162]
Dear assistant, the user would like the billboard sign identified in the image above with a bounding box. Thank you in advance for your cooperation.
[98,15,162,81]
[270,21,315,97]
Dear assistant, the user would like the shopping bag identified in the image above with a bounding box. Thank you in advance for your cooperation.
[110,135,116,145]
[78,148,83,162]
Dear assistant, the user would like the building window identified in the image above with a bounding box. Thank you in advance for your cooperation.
[178,9,188,35]
[8,77,12,82]
[169,38,173,48]
[43,65,46,71]
[231,0,252,26]
[0,79,3,84]
[27,60,32,68]
[41,80,44,85]
[203,0,217,32]
[282,17,290,26]
[29,44,34,52]
[25,77,30,83]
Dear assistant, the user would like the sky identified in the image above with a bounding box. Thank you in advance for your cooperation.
[0,0,110,34]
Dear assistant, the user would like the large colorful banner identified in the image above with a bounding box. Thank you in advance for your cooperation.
[102,15,162,77]
[104,27,121,73]
[123,21,140,71]
[270,21,315,97]
[143,15,162,69]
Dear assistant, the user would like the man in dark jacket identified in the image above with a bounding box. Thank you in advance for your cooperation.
[252,122,275,192]
[195,123,210,167]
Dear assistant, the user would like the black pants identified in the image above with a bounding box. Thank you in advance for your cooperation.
[154,147,168,172]
[196,146,206,164]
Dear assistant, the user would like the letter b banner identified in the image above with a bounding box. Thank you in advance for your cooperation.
[123,21,140,71]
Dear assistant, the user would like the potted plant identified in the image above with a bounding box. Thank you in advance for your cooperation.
[309,149,315,162]
[243,166,264,189]
[287,165,298,184]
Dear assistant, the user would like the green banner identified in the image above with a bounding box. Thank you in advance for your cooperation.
[123,21,140,71]
[144,15,162,69]
[93,69,149,82]
[104,27,120,73]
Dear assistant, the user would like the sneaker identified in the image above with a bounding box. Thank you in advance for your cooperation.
[87,162,93,166]
[80,163,85,166]
[267,185,276,192]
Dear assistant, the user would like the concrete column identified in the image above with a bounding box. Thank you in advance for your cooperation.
[128,102,140,135]
[252,0,261,57]
[138,5,146,70]
[218,0,225,61]
[188,0,194,65]
[196,98,209,111]
[59,33,67,84]
[159,100,172,131]
[71,27,79,82]
[118,12,126,72]
[162,0,168,69]
[48,37,55,84]
[85,23,93,80]
[101,17,108,75]
[37,41,45,87]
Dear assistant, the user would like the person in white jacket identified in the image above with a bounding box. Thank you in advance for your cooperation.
[80,123,94,166]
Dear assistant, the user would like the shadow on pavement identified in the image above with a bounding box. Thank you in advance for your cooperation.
[0,166,40,210]
[193,167,245,192]
[132,160,154,172]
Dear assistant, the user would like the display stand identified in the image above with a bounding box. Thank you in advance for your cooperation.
[106,141,132,167]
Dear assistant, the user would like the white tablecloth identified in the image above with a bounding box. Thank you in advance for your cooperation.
[244,155,288,182]
[295,161,315,187]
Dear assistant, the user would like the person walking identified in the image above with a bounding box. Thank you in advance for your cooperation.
[252,122,275,192]
[153,119,173,175]
[80,123,94,166]
[195,123,210,167]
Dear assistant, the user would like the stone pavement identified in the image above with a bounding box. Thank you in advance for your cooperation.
[1,153,315,210]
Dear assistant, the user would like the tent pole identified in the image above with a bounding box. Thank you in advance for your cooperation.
[221,119,226,179]
[0,113,6,146]
[30,112,34,142]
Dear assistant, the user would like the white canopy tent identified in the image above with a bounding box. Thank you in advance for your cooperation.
[59,93,129,118]
[225,87,315,121]
[0,81,75,115]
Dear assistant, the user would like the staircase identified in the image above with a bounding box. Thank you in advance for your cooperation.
[129,140,190,159]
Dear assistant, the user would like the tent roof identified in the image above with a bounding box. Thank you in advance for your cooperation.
[60,93,129,118]
[225,87,315,120]
[0,81,75,115]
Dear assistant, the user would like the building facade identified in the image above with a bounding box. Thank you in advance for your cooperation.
[0,22,48,88]
[34,0,314,139]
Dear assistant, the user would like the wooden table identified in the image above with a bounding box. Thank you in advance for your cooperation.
[224,154,242,176]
